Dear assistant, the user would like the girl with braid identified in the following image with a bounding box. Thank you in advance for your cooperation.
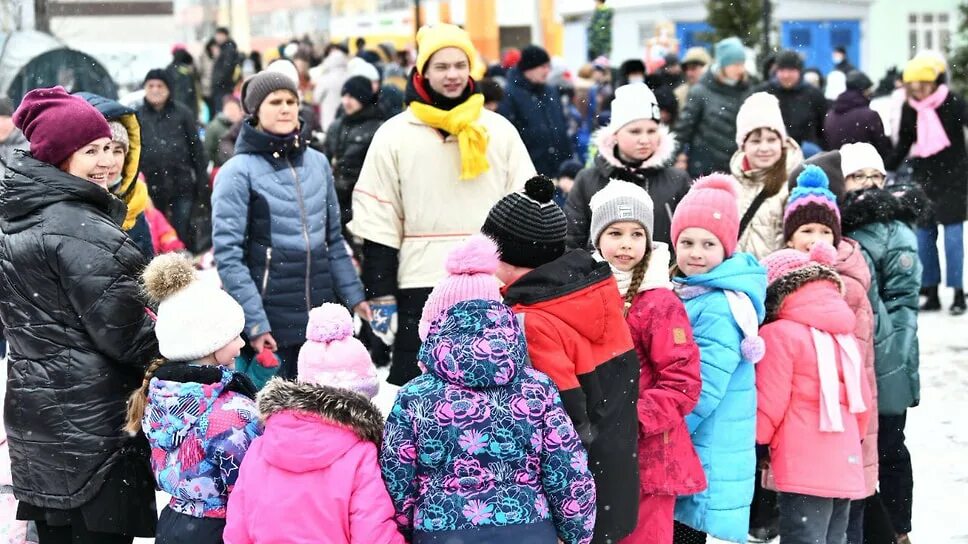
[588,180,706,543]
[126,254,262,544]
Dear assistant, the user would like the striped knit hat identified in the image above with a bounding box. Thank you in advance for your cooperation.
[784,165,842,245]
[481,175,568,268]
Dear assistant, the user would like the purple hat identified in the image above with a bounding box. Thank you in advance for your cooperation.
[13,86,111,167]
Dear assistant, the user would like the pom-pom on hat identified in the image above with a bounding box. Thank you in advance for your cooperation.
[13,86,112,168]
[419,234,502,341]
[670,173,742,257]
[840,142,886,177]
[784,165,842,245]
[589,179,655,248]
[761,241,843,318]
[735,92,787,147]
[142,253,245,362]
[297,303,378,399]
[481,175,568,268]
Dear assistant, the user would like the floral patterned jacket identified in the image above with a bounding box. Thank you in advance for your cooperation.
[380,299,596,544]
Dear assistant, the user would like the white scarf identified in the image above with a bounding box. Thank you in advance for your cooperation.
[811,328,866,432]
[594,243,673,299]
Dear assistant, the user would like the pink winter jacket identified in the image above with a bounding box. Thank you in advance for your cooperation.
[757,280,872,500]
[836,238,879,496]
[224,379,403,544]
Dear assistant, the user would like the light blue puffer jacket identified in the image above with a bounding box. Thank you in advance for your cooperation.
[672,253,767,543]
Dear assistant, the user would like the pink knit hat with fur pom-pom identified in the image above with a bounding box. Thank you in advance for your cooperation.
[297,303,378,399]
[419,234,502,341]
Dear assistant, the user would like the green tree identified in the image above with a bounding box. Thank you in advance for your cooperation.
[703,0,764,48]
[949,2,968,95]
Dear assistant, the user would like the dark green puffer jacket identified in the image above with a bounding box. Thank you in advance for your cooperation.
[673,70,752,177]
[842,186,924,415]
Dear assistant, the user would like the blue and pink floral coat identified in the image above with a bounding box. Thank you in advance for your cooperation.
[380,299,597,544]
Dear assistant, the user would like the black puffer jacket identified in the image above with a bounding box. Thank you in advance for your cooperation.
[0,153,158,509]
[323,104,384,225]
[674,70,753,177]
[753,79,829,147]
[566,125,691,248]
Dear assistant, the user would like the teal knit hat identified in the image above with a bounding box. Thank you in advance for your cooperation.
[715,37,746,70]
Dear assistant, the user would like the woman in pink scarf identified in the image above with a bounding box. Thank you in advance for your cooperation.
[887,56,968,318]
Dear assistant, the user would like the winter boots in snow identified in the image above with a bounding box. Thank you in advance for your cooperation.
[951,288,966,316]
[920,286,941,311]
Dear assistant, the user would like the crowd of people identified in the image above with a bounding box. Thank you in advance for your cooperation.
[0,7,959,544]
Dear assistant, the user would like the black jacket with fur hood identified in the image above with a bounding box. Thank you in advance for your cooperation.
[565,125,691,249]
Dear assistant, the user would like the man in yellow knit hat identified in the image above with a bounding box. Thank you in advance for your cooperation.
[350,23,535,385]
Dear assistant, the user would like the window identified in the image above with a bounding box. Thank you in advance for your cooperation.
[909,12,953,52]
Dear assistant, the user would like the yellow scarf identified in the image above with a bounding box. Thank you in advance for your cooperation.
[409,93,490,180]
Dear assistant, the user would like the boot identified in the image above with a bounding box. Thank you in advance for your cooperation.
[920,286,941,311]
[951,288,966,316]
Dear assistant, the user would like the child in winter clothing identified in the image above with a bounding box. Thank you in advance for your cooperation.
[668,174,768,544]
[482,176,640,544]
[839,142,923,541]
[224,304,400,544]
[126,254,262,544]
[784,165,881,540]
[380,235,597,544]
[566,82,692,248]
[757,242,873,544]
[588,180,706,544]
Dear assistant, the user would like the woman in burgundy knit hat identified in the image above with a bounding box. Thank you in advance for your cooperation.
[0,86,159,543]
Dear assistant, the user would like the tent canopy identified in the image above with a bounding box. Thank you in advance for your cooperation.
[0,30,117,105]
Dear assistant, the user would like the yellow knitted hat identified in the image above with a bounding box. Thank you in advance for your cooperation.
[903,56,939,83]
[415,23,478,75]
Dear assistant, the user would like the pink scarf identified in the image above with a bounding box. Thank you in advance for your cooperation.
[811,328,866,432]
[908,84,951,158]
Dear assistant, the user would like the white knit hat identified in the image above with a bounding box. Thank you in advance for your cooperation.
[347,57,380,82]
[143,254,245,362]
[735,92,787,147]
[589,179,655,248]
[606,83,661,134]
[840,142,886,177]
[265,58,300,87]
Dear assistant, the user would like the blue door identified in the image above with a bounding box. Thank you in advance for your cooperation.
[781,20,860,74]
[676,21,713,54]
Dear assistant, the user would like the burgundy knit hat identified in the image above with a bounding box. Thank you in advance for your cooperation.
[13,86,111,167]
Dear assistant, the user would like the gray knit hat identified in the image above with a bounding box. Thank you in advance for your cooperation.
[588,179,655,248]
[241,71,299,115]
[481,175,567,268]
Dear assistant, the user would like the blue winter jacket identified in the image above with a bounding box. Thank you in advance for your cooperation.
[212,122,365,347]
[499,68,574,178]
[672,253,767,543]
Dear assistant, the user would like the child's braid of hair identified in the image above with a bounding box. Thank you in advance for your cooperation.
[125,358,168,434]
[623,242,652,316]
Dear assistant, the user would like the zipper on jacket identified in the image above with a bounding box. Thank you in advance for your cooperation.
[261,247,273,296]
[286,158,313,312]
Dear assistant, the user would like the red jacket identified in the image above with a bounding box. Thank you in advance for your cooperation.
[503,250,640,543]
[626,287,707,496]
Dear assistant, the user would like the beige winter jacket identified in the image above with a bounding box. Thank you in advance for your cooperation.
[730,138,804,260]
[349,108,535,290]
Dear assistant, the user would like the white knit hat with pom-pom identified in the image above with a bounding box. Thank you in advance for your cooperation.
[419,234,502,341]
[142,253,244,362]
[297,303,378,399]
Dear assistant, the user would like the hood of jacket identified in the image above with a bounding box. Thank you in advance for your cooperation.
[832,89,870,114]
[320,49,348,73]
[144,364,235,451]
[255,378,384,473]
[836,238,871,293]
[730,137,804,187]
[593,123,678,172]
[234,119,307,159]
[772,279,855,335]
[674,252,767,320]
[841,185,929,231]
[76,92,144,227]
[503,249,619,343]
[419,299,526,389]
[0,153,127,232]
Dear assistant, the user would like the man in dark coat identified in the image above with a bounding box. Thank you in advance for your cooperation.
[166,46,200,120]
[824,70,892,157]
[211,27,242,113]
[138,69,210,253]
[754,50,829,151]
[499,45,574,177]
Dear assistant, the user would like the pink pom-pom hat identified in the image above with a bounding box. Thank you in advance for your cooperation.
[297,303,378,399]
[418,234,502,341]
[670,173,742,257]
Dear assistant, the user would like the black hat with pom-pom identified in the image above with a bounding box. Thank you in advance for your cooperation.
[481,175,568,268]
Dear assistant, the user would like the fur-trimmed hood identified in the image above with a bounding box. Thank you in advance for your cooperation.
[765,264,845,324]
[593,123,677,171]
[256,378,385,472]
[841,184,931,232]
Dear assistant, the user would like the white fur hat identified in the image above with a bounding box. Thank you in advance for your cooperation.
[735,92,787,147]
[606,83,661,135]
[348,57,380,82]
[840,142,886,177]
